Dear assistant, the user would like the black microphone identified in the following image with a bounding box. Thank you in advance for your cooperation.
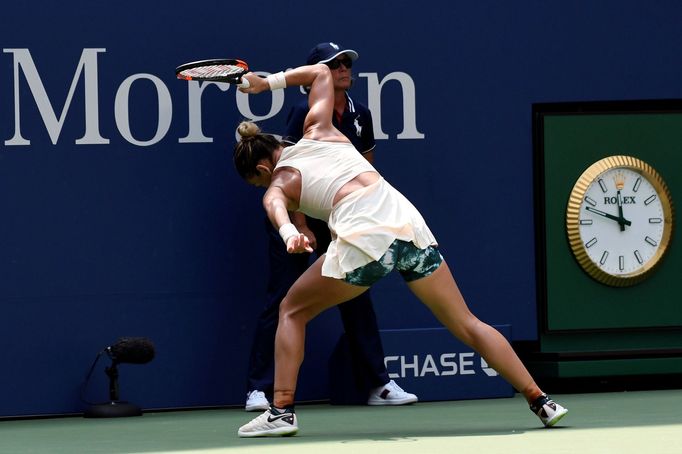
[106,337,155,364]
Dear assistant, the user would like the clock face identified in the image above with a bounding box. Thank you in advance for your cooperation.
[566,156,674,286]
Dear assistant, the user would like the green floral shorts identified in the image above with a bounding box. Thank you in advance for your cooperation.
[343,239,443,287]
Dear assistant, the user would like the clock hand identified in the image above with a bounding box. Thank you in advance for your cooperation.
[585,206,632,226]
[616,190,626,232]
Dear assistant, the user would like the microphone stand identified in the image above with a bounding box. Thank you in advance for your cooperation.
[107,363,121,401]
[84,361,143,418]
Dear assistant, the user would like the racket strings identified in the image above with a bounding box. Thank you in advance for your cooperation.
[180,64,243,79]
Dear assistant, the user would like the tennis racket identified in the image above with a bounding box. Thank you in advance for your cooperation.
[175,59,250,87]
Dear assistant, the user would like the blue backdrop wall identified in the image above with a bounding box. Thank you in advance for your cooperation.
[2,0,681,417]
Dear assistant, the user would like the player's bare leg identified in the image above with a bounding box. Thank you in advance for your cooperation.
[406,260,568,427]
[239,255,367,437]
[273,255,368,407]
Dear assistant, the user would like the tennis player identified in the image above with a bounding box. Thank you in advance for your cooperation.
[233,64,568,437]
[244,42,417,412]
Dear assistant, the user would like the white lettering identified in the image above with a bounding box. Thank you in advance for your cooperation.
[401,354,419,378]
[384,355,400,379]
[235,71,284,124]
[114,74,172,146]
[179,81,230,143]
[459,352,475,375]
[440,353,458,376]
[360,71,425,140]
[480,358,499,377]
[384,352,487,378]
[419,354,440,376]
[2,54,423,147]
[4,48,109,146]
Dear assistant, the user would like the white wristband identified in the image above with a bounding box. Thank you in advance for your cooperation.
[266,71,287,90]
[278,223,299,243]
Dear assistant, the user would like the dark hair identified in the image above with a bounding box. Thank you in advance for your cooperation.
[233,121,282,180]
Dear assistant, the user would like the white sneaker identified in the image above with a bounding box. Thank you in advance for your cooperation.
[367,380,418,406]
[237,407,298,437]
[530,394,568,427]
[245,390,269,412]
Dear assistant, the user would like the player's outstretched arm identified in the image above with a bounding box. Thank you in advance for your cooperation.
[239,65,335,138]
[238,64,330,94]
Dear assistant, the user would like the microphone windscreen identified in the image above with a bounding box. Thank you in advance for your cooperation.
[108,337,155,364]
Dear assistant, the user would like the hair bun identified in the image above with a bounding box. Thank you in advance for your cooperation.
[237,121,260,139]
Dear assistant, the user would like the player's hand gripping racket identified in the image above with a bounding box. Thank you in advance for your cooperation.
[175,59,250,88]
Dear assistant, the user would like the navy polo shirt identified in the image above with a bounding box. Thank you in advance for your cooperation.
[284,92,376,154]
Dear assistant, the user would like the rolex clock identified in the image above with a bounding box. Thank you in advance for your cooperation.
[566,155,674,286]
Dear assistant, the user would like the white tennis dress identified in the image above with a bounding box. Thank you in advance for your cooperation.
[275,139,437,279]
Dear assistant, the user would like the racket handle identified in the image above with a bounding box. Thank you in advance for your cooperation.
[236,77,250,89]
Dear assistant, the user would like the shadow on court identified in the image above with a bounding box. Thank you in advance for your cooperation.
[1,390,680,453]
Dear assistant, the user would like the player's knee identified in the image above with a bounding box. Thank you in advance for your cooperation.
[450,315,481,346]
[278,297,312,324]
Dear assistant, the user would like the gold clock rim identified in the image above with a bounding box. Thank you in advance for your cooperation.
[566,155,675,287]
